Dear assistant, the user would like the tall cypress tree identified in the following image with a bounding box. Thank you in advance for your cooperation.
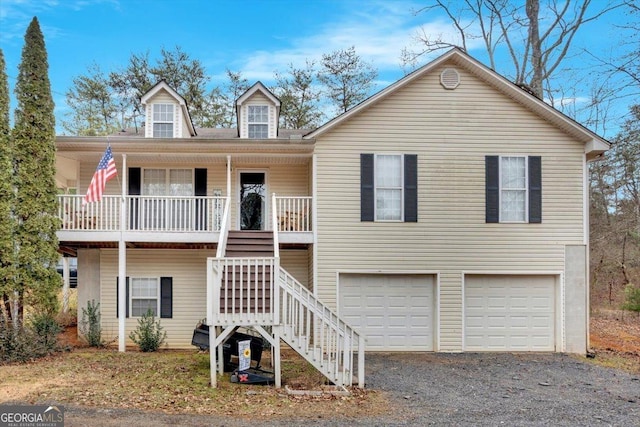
[12,17,60,317]
[0,49,15,319]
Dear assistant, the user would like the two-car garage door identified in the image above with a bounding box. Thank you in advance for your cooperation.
[339,273,557,352]
[339,274,435,351]
[464,275,557,351]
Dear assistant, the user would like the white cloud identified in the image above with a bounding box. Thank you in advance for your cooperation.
[230,0,478,85]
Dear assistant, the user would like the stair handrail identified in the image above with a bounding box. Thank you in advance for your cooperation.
[271,193,280,258]
[278,267,365,387]
[215,197,231,258]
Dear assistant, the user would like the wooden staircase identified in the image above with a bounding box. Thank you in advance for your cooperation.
[208,200,364,388]
[219,231,275,315]
[225,231,274,257]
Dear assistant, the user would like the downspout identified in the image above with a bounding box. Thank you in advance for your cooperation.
[583,155,590,352]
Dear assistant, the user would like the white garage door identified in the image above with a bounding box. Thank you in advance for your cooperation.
[465,275,556,351]
[339,274,435,351]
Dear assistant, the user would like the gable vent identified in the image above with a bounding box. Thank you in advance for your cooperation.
[440,68,460,90]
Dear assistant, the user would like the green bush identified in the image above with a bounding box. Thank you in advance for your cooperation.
[622,284,640,312]
[79,300,104,347]
[0,313,61,363]
[30,312,62,350]
[129,310,166,352]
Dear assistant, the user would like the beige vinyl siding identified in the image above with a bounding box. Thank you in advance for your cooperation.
[314,60,586,351]
[100,249,214,348]
[280,249,311,289]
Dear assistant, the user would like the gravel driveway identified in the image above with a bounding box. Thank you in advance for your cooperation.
[64,352,639,426]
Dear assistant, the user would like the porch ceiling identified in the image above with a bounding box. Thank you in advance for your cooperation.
[58,241,219,256]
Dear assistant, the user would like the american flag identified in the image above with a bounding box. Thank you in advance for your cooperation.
[83,146,117,204]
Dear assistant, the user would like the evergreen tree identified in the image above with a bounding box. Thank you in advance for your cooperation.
[12,17,60,318]
[318,46,377,115]
[0,49,15,320]
[273,61,324,129]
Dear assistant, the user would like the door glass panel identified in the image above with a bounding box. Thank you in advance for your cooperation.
[240,173,265,230]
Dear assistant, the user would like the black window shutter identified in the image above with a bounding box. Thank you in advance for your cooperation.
[160,277,173,319]
[116,277,129,318]
[361,154,374,221]
[528,156,542,223]
[485,156,500,223]
[128,168,141,230]
[194,168,207,230]
[404,154,418,222]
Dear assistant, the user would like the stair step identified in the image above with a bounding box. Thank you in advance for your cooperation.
[226,238,274,246]
[227,231,274,238]
[226,246,273,252]
[225,251,275,258]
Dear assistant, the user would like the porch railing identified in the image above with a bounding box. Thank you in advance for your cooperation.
[274,196,312,232]
[208,257,280,326]
[57,194,226,232]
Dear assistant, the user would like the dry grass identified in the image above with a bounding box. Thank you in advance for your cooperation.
[0,347,387,419]
[588,309,640,374]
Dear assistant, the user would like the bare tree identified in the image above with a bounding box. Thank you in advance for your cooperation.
[404,0,623,98]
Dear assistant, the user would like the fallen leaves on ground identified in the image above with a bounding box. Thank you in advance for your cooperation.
[590,309,640,373]
[0,348,389,420]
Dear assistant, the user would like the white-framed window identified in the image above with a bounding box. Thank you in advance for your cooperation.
[143,169,193,196]
[375,154,403,221]
[500,156,528,222]
[142,169,194,229]
[152,104,174,138]
[248,105,269,138]
[130,277,159,317]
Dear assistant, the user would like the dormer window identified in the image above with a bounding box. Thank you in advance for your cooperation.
[248,105,269,138]
[153,104,174,138]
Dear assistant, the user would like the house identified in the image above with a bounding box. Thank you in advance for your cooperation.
[55,49,609,388]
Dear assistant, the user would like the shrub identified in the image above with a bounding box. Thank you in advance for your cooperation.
[0,313,61,363]
[622,284,640,312]
[129,310,166,352]
[30,312,62,350]
[79,300,104,347]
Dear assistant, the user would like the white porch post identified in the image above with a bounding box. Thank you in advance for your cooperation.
[61,257,70,313]
[312,154,318,297]
[226,155,231,197]
[118,154,128,352]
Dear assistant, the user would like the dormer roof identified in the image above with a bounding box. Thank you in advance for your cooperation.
[141,80,197,137]
[235,81,281,138]
[236,81,281,109]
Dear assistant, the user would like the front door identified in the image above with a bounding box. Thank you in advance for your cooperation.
[239,172,266,230]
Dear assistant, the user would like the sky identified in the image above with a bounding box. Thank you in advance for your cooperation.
[0,0,635,138]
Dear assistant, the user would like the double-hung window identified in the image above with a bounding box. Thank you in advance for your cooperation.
[116,276,173,319]
[361,153,418,222]
[153,104,174,138]
[375,155,403,221]
[142,169,194,229]
[248,105,269,138]
[486,155,541,223]
[500,156,527,222]
[130,277,159,317]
